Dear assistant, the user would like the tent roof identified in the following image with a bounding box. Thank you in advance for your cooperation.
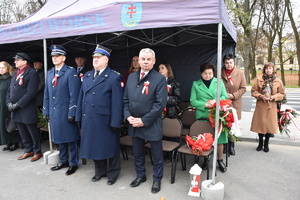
[0,0,236,45]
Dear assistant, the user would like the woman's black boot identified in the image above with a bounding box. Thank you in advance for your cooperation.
[9,142,19,151]
[217,159,227,173]
[264,134,271,152]
[2,143,12,151]
[256,134,263,151]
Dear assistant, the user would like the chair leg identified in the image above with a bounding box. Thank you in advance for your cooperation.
[207,156,210,180]
[120,145,128,160]
[226,142,229,167]
[82,158,86,165]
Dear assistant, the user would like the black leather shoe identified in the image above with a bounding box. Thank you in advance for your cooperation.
[107,178,117,185]
[217,159,227,173]
[91,174,106,182]
[65,166,78,175]
[130,176,146,187]
[50,163,69,171]
[2,144,12,151]
[151,181,161,193]
[9,143,19,151]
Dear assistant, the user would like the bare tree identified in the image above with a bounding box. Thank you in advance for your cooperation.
[286,0,300,86]
[0,0,45,24]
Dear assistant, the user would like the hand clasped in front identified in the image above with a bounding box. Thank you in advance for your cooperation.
[127,116,144,128]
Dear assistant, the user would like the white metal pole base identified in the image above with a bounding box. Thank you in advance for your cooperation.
[201,180,224,200]
[43,150,60,165]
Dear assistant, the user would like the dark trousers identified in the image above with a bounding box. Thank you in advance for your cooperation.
[132,137,163,181]
[93,155,121,179]
[16,122,41,154]
[59,142,78,166]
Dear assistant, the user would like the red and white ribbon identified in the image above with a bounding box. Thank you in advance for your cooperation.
[19,76,23,85]
[228,76,234,85]
[52,74,59,87]
[79,73,84,82]
[142,81,150,95]
[167,84,171,92]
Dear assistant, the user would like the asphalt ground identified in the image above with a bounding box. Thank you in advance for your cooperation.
[0,111,299,200]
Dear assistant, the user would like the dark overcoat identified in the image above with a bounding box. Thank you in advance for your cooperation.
[124,69,167,141]
[6,67,39,124]
[0,73,12,144]
[43,64,80,143]
[166,78,181,118]
[76,67,124,160]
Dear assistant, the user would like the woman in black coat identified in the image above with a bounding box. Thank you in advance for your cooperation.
[158,62,181,118]
[0,61,20,151]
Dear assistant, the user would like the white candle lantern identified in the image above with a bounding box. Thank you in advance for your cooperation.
[188,164,202,197]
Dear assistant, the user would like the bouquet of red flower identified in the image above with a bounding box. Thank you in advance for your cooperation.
[209,99,240,141]
[277,105,299,139]
[186,133,214,155]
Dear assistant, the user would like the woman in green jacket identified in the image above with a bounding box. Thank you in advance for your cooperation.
[190,62,228,172]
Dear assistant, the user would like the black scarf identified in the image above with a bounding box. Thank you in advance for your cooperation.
[201,77,213,88]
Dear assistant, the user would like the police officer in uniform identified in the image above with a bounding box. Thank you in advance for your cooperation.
[43,45,81,176]
[76,45,124,185]
[74,54,92,82]
[6,52,42,162]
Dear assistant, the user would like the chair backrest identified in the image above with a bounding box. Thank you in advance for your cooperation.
[189,120,215,138]
[180,110,196,128]
[179,101,191,111]
[163,117,182,138]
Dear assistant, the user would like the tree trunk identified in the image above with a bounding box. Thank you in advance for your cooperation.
[286,0,300,86]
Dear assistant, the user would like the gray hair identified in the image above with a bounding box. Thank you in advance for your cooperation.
[139,48,155,58]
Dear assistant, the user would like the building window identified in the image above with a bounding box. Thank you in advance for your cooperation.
[257,56,264,65]
[290,57,294,64]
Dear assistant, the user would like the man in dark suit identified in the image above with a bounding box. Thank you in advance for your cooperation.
[124,48,167,193]
[74,54,92,82]
[6,52,42,162]
[33,58,45,110]
[76,44,124,185]
[43,45,81,176]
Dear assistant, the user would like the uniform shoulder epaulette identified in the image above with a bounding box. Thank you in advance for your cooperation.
[68,66,74,69]
[112,70,121,75]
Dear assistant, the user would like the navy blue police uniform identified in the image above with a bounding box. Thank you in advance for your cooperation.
[76,45,124,184]
[43,45,81,174]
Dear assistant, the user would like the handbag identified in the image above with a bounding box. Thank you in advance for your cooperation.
[5,118,18,133]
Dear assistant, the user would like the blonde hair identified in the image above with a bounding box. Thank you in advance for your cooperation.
[0,61,15,76]
[127,56,140,73]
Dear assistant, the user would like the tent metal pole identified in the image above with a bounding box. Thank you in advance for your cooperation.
[43,39,48,79]
[211,23,223,185]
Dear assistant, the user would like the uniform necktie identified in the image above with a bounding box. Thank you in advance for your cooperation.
[53,70,59,87]
[140,72,145,80]
[94,70,100,80]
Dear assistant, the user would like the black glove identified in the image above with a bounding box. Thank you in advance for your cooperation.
[77,121,81,129]
[68,116,75,123]
[111,126,121,133]
[43,115,50,122]
[7,102,20,112]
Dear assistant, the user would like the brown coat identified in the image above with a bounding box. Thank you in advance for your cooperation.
[221,67,246,119]
[250,76,285,134]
